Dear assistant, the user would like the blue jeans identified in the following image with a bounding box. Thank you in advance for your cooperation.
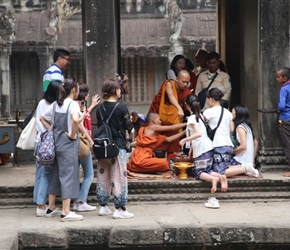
[33,160,52,205]
[78,151,94,202]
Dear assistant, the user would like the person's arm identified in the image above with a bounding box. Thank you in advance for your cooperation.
[165,130,186,143]
[87,94,100,114]
[230,120,234,133]
[179,124,202,147]
[150,122,187,133]
[39,116,51,130]
[165,81,184,118]
[278,88,287,112]
[232,127,247,155]
[67,111,79,140]
[254,138,258,160]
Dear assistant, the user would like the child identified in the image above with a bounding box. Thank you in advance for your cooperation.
[179,94,228,196]
[229,104,259,177]
[276,67,290,177]
[128,112,186,178]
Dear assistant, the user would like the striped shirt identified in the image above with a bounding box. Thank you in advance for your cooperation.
[42,64,64,92]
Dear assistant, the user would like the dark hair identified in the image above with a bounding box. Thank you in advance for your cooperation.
[220,99,229,109]
[278,67,290,79]
[232,104,254,140]
[185,58,194,71]
[44,80,63,104]
[185,94,200,122]
[207,88,224,101]
[207,51,220,61]
[195,48,209,58]
[77,82,89,101]
[131,110,138,116]
[53,48,70,62]
[170,55,186,76]
[102,79,120,99]
[55,77,78,106]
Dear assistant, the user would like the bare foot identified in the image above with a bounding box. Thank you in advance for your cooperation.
[219,175,228,192]
[211,177,219,194]
[283,171,290,177]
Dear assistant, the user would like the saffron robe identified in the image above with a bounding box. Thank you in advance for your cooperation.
[148,80,191,152]
[127,127,170,173]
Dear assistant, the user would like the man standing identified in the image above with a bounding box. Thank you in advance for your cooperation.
[43,49,70,93]
[195,52,231,110]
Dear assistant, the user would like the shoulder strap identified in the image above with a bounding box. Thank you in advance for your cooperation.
[207,72,218,90]
[216,106,224,129]
[101,102,120,124]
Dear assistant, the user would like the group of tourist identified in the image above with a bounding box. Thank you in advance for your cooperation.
[31,47,290,221]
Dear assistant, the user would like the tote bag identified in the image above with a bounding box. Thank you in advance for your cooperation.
[16,116,37,150]
[158,80,179,125]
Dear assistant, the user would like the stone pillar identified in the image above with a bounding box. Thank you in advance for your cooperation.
[82,0,119,105]
[82,0,120,134]
[258,0,289,166]
[0,46,12,120]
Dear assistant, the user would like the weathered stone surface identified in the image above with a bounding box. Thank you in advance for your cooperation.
[0,232,18,250]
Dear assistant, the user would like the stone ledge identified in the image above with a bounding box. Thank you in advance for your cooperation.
[16,226,290,249]
[0,232,18,250]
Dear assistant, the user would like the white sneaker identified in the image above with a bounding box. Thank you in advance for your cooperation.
[36,206,47,217]
[60,211,83,222]
[76,202,96,212]
[204,197,220,209]
[113,209,134,219]
[46,207,62,218]
[99,206,112,216]
[243,163,259,178]
[72,203,78,211]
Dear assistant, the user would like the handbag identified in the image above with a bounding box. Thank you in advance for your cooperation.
[158,80,179,125]
[198,73,218,109]
[200,107,224,140]
[16,115,37,150]
[78,133,90,159]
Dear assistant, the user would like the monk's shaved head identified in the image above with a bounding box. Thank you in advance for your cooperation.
[178,69,190,78]
[147,112,159,123]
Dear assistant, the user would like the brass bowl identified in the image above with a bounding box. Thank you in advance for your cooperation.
[172,162,194,179]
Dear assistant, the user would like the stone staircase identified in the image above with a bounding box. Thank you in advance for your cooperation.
[1,171,290,208]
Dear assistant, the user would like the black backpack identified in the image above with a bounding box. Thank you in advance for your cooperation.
[93,103,120,159]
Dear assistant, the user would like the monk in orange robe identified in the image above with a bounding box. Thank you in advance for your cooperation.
[148,70,191,153]
[127,113,186,176]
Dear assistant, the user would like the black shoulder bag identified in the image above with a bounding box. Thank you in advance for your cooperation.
[200,106,224,140]
[197,72,218,109]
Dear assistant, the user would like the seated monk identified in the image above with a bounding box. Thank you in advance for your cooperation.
[127,112,186,177]
[148,70,191,153]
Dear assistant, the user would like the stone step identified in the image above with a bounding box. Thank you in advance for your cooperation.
[1,174,290,208]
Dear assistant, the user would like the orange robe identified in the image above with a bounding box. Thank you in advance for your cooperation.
[127,127,170,173]
[148,80,192,152]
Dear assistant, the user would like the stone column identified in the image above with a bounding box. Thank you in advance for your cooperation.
[82,0,119,95]
[258,0,289,166]
[82,0,120,132]
[0,46,12,120]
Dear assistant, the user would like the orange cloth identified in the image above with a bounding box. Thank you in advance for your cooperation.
[127,127,171,173]
[148,80,191,152]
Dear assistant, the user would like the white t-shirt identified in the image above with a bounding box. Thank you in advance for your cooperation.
[42,98,80,134]
[35,99,51,141]
[234,123,254,164]
[166,69,177,80]
[187,114,213,158]
[203,106,233,148]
